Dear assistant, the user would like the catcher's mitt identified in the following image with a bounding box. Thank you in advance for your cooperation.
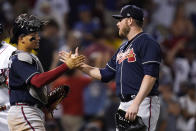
[42,85,69,120]
[115,109,147,131]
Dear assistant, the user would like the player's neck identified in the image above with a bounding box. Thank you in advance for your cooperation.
[17,44,32,53]
[127,28,143,41]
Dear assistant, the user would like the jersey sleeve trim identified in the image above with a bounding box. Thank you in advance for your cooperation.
[106,63,116,71]
[142,61,161,65]
[25,72,40,84]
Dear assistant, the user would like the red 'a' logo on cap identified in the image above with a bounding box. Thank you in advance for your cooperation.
[127,48,136,62]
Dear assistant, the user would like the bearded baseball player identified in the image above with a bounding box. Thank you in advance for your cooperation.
[0,23,16,131]
[60,5,161,131]
[7,14,85,131]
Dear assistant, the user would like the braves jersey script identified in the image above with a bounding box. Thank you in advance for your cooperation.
[9,51,47,106]
[0,41,16,131]
[100,32,161,100]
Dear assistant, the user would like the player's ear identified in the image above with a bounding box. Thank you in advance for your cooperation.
[19,34,25,44]
[127,18,133,26]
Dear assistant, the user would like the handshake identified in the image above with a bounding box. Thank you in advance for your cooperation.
[59,47,85,69]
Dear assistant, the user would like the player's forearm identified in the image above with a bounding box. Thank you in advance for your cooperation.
[79,63,101,80]
[133,75,156,105]
[30,63,68,88]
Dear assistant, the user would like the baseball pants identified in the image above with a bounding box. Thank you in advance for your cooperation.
[7,105,45,131]
[118,96,160,131]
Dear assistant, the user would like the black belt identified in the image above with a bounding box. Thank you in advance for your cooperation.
[11,102,43,109]
[120,95,136,102]
[120,94,158,102]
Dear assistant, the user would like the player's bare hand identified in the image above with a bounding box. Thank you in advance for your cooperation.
[59,51,85,69]
[125,101,139,121]
[59,47,79,58]
[74,47,79,56]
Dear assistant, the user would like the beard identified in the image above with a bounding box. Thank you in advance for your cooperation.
[119,25,130,38]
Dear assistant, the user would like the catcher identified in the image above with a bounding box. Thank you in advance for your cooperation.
[7,13,85,131]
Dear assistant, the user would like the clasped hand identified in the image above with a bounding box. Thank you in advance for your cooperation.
[59,47,85,69]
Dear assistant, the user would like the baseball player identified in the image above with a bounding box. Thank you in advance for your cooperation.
[7,14,85,131]
[0,23,16,131]
[60,5,161,131]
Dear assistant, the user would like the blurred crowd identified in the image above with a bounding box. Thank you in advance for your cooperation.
[0,0,196,131]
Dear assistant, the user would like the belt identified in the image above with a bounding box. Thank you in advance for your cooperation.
[120,94,158,102]
[11,102,43,109]
[120,95,136,102]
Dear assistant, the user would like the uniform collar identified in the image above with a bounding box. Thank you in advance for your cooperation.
[122,32,144,51]
[126,31,144,45]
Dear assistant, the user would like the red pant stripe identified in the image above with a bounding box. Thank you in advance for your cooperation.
[148,97,152,131]
[21,106,35,131]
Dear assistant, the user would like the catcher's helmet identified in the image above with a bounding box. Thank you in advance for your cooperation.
[10,13,48,44]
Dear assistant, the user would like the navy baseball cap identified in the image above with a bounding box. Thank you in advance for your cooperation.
[112,5,144,22]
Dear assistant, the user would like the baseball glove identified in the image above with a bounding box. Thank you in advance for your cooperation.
[42,85,69,120]
[115,109,147,131]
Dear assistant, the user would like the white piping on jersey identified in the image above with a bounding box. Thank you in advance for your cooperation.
[25,72,39,84]
[142,61,161,64]
[120,62,125,99]
[106,63,116,71]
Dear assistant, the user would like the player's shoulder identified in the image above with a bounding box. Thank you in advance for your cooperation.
[17,52,33,64]
[137,33,160,49]
[140,33,158,44]
[11,51,33,64]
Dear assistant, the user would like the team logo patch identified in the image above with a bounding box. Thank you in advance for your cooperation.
[116,48,136,64]
[127,48,136,62]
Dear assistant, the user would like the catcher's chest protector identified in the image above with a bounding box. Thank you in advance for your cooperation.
[13,51,48,104]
